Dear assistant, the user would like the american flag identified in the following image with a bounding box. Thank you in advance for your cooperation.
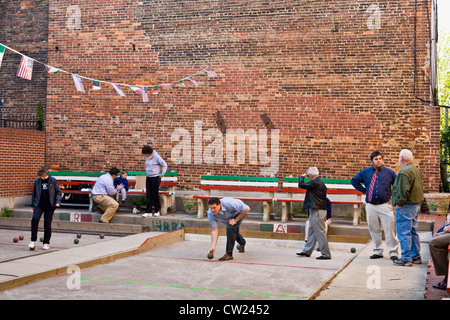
[72,74,85,93]
[17,56,34,80]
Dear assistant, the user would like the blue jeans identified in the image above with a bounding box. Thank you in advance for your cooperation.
[395,203,421,262]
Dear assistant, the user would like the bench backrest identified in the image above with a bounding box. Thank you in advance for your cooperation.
[201,175,278,192]
[50,171,178,188]
[282,177,363,195]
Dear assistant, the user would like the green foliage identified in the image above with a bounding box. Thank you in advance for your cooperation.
[0,207,13,218]
[36,102,44,131]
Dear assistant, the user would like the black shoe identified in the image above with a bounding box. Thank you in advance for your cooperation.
[316,255,331,260]
[370,254,383,259]
[432,278,448,290]
[390,255,399,261]
[296,252,310,257]
[98,219,106,223]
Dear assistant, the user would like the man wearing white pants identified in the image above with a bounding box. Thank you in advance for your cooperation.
[351,151,399,260]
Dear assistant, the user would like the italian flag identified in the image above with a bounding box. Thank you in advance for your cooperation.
[45,65,60,73]
[92,80,101,90]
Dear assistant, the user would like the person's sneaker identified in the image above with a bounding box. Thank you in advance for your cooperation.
[42,244,50,250]
[218,253,233,261]
[393,259,412,266]
[142,213,153,218]
[370,254,383,259]
[28,241,36,250]
[412,256,422,264]
[154,211,160,217]
[390,255,399,261]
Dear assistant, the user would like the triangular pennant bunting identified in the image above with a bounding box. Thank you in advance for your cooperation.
[0,44,5,69]
[111,83,125,97]
[92,80,101,90]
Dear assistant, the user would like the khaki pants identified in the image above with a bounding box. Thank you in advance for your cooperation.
[429,232,450,276]
[93,194,119,223]
[366,203,399,257]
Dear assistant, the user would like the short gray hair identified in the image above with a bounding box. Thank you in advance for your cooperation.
[399,149,413,162]
[307,167,319,177]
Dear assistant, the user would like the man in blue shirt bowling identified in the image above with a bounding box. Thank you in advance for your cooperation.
[207,197,250,261]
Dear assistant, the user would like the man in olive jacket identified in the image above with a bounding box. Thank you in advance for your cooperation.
[296,167,331,259]
[391,149,424,266]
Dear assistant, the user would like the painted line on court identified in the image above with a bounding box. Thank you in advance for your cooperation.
[80,277,306,299]
[145,255,339,271]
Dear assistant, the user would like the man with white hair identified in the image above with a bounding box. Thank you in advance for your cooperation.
[296,167,331,259]
[392,149,424,266]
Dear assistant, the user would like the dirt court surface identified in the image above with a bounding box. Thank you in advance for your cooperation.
[0,229,365,300]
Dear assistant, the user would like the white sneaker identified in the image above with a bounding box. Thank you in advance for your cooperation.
[142,213,153,218]
[43,244,50,250]
[28,241,36,250]
[154,211,160,217]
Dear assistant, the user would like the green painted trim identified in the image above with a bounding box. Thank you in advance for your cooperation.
[283,177,352,184]
[201,175,278,182]
[50,171,178,177]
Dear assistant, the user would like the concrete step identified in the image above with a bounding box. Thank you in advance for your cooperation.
[3,206,435,243]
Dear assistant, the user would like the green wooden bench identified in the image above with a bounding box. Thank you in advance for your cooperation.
[193,175,278,222]
[50,171,178,215]
[275,177,364,225]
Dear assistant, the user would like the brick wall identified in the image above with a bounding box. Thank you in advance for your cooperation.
[0,128,46,197]
[0,0,49,118]
[43,0,439,192]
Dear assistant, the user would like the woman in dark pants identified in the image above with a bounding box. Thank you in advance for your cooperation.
[141,145,167,217]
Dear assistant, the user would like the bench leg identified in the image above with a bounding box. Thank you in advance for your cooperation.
[197,198,207,219]
[281,202,290,223]
[160,195,168,215]
[263,201,273,222]
[353,204,361,226]
[89,194,93,212]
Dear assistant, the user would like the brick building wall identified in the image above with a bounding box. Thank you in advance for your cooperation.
[0,0,49,118]
[42,0,439,192]
[0,128,45,197]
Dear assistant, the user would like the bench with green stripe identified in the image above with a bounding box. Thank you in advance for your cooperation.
[193,175,278,222]
[276,177,364,225]
[50,171,177,214]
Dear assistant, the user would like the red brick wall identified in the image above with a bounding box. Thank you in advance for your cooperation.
[0,128,45,197]
[44,0,439,192]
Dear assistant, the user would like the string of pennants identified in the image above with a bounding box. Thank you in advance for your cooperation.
[0,42,217,102]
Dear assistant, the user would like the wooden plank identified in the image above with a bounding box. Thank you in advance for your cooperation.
[201,175,278,182]
[201,185,278,192]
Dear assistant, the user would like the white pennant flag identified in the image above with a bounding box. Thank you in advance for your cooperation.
[72,74,85,92]
[111,83,125,96]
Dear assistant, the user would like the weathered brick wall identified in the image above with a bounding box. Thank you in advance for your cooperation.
[0,0,49,118]
[44,0,439,192]
[0,128,45,197]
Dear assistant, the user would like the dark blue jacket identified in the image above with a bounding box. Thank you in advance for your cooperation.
[114,176,129,191]
[351,166,397,204]
[31,176,62,208]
